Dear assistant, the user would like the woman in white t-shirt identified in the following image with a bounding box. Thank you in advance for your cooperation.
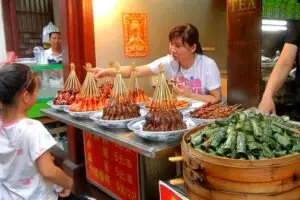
[92,23,221,103]
[0,64,73,200]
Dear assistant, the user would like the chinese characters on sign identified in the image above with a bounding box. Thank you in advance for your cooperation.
[122,13,149,57]
[159,181,188,200]
[84,132,139,200]
[263,0,300,20]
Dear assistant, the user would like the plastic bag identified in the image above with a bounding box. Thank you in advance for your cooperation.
[42,22,60,44]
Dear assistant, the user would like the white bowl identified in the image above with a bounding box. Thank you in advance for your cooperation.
[65,107,100,119]
[127,117,200,142]
[47,101,69,111]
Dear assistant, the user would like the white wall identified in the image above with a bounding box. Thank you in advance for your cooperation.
[0,0,6,63]
[93,0,227,94]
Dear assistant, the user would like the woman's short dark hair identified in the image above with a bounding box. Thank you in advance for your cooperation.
[169,23,203,55]
[0,63,36,105]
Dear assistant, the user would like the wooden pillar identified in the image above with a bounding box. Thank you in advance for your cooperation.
[2,0,19,53]
[59,0,96,164]
[227,0,262,107]
[58,0,96,194]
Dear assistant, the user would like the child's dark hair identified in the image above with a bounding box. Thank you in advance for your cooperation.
[0,63,36,105]
[169,23,203,55]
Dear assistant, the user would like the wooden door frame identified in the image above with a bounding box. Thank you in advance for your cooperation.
[2,0,19,54]
[2,0,55,56]
[58,0,96,164]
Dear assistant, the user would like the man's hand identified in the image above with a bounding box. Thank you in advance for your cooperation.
[258,95,276,114]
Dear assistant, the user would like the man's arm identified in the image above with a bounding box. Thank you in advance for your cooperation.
[263,43,298,97]
[259,43,298,113]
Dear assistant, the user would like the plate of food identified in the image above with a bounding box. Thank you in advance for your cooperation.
[187,103,242,123]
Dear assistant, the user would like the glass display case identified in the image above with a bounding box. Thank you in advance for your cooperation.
[27,64,64,118]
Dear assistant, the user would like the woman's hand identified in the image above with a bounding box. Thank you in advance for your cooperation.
[58,188,72,197]
[258,95,276,114]
[90,67,109,78]
[171,83,190,97]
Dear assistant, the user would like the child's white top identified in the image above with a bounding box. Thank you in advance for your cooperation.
[0,118,58,200]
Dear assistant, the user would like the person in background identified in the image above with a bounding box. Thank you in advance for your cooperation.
[0,63,74,200]
[259,21,300,117]
[44,32,63,64]
[92,23,222,104]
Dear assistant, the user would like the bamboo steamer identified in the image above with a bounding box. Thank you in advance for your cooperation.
[181,126,300,200]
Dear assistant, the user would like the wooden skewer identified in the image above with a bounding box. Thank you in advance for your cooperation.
[64,63,82,91]
[78,64,100,98]
[169,178,185,186]
[168,156,183,162]
[108,61,131,104]
[232,104,242,110]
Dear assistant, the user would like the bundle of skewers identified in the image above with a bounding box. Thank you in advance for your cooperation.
[102,62,140,120]
[97,62,114,99]
[69,63,108,112]
[128,63,150,104]
[143,64,187,132]
[53,63,81,105]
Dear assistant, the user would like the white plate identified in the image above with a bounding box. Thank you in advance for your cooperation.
[190,118,216,124]
[47,101,69,111]
[90,109,148,129]
[127,117,201,142]
[64,107,100,118]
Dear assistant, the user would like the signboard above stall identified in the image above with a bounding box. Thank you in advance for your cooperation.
[263,0,300,20]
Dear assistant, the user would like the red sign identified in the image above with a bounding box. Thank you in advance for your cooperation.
[84,132,140,200]
[159,181,187,200]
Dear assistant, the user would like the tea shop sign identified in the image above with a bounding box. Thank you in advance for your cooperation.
[229,0,256,11]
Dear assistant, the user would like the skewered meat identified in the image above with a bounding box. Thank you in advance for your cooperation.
[128,89,150,103]
[55,63,81,105]
[127,63,149,103]
[98,82,113,99]
[68,63,110,112]
[101,62,141,121]
[142,64,187,132]
[189,103,240,119]
[69,97,108,112]
[145,100,189,110]
[53,89,79,105]
[143,108,186,132]
[103,102,140,120]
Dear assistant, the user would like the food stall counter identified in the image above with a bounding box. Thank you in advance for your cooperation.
[41,108,180,158]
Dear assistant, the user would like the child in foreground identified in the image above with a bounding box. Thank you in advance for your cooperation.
[0,63,74,200]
